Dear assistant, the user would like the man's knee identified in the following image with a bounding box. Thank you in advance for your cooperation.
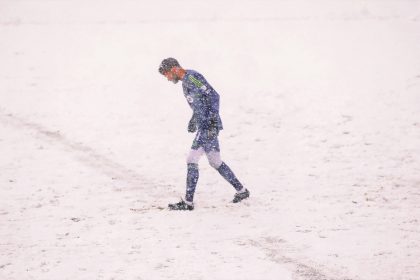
[209,160,222,169]
[187,148,204,164]
[207,151,223,169]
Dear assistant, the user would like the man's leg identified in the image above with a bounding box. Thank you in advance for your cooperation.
[206,151,246,193]
[169,147,204,210]
[185,147,204,203]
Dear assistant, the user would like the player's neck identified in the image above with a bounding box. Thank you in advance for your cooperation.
[175,68,186,80]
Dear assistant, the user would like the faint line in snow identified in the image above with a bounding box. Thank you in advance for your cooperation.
[248,237,356,280]
[0,15,407,26]
[0,108,164,199]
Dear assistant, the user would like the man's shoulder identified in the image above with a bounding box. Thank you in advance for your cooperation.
[184,70,206,88]
[185,69,205,80]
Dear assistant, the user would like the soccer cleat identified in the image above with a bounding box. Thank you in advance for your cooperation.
[168,199,194,211]
[232,189,250,203]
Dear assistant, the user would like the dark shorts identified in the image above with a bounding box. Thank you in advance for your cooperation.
[191,130,220,153]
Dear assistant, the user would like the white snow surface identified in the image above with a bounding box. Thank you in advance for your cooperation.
[1,0,420,279]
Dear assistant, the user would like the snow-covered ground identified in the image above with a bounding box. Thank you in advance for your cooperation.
[1,0,419,279]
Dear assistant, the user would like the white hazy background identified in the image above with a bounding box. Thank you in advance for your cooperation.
[0,0,419,279]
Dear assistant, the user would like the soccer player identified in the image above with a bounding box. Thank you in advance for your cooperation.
[159,58,250,210]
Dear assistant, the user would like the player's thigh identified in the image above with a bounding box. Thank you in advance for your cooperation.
[186,147,205,164]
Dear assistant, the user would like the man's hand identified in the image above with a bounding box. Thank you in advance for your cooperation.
[207,117,218,138]
[188,115,197,133]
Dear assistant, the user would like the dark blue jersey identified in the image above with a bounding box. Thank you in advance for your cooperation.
[182,70,223,131]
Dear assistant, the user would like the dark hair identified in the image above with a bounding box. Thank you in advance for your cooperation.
[158,58,180,74]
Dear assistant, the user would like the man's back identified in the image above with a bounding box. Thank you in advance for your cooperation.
[182,70,223,131]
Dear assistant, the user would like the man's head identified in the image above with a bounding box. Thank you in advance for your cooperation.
[159,57,184,84]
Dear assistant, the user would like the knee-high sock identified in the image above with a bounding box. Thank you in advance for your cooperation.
[186,163,199,202]
[217,162,243,191]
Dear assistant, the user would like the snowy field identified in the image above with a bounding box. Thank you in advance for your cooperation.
[1,0,420,279]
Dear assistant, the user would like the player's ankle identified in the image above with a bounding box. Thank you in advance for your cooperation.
[184,200,194,206]
[237,188,247,194]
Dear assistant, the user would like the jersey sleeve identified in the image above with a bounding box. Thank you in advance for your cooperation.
[187,74,211,95]
[197,75,220,127]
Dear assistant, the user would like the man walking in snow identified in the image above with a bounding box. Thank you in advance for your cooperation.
[158,58,250,211]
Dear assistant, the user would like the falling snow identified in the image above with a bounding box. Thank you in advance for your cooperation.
[1,0,420,279]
